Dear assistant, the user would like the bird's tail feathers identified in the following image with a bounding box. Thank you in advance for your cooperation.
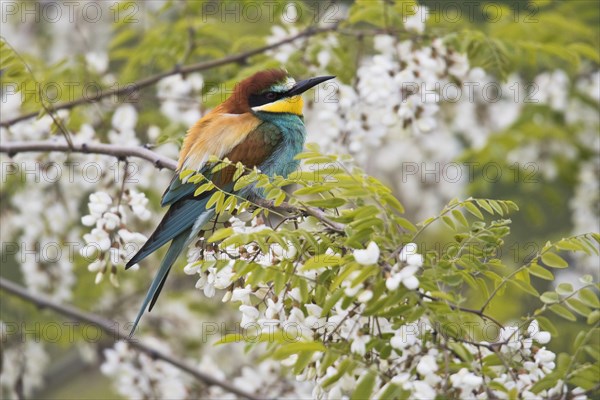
[128,208,216,337]
[128,232,188,338]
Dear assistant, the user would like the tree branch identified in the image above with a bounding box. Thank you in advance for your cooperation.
[0,140,177,170]
[0,24,338,128]
[0,277,261,400]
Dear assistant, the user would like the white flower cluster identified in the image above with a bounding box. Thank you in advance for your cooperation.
[232,359,314,398]
[1,100,178,302]
[183,215,306,298]
[297,14,475,219]
[532,70,570,111]
[100,340,190,399]
[18,235,76,303]
[80,190,149,286]
[386,242,423,290]
[85,51,109,74]
[404,6,428,34]
[2,112,81,302]
[567,72,600,277]
[267,25,305,64]
[315,318,580,400]
[178,214,592,399]
[0,338,49,398]
[266,8,339,65]
[489,321,588,399]
[268,21,598,231]
[569,156,600,276]
[109,104,139,146]
[352,241,380,265]
[157,73,205,126]
[347,242,422,299]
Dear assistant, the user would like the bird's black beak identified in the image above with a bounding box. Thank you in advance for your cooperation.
[286,75,336,97]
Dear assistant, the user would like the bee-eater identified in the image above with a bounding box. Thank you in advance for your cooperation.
[126,69,334,334]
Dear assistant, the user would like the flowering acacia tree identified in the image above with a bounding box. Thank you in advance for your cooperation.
[1,1,599,399]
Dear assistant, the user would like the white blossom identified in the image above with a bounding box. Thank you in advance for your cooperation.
[357,290,373,303]
[404,6,428,34]
[0,342,49,397]
[85,51,109,74]
[127,190,151,220]
[527,320,551,345]
[398,242,424,267]
[112,104,138,131]
[82,227,111,252]
[353,242,380,265]
[416,354,439,376]
[231,285,253,304]
[240,305,260,328]
[411,380,436,400]
[450,368,484,394]
[100,340,189,399]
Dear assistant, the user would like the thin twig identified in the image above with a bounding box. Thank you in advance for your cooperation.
[0,277,261,400]
[420,292,504,328]
[1,24,338,128]
[254,198,345,233]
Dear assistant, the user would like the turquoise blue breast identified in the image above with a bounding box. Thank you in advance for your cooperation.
[255,112,306,179]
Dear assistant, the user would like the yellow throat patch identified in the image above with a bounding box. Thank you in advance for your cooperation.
[254,95,304,115]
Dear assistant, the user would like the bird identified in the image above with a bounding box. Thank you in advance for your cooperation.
[126,69,335,335]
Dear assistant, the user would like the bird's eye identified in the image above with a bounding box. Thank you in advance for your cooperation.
[265,92,277,101]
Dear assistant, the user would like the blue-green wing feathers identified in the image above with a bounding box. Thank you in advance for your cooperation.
[161,175,197,207]
[125,197,208,268]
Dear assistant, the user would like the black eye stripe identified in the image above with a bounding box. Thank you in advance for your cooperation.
[249,91,283,108]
